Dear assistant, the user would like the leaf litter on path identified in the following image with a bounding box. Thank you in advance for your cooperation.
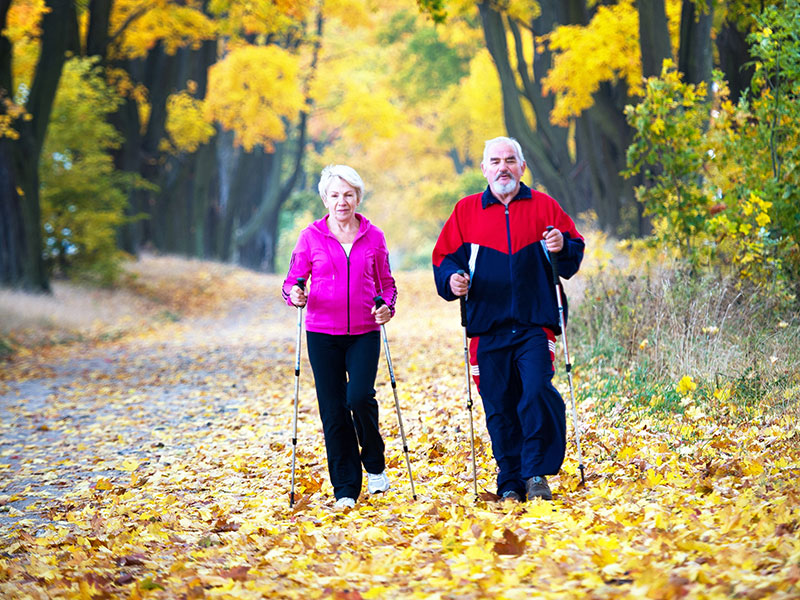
[1,266,798,599]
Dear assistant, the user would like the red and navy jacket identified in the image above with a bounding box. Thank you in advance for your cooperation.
[432,183,584,337]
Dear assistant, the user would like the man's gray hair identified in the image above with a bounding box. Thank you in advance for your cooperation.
[482,136,525,165]
[318,164,365,202]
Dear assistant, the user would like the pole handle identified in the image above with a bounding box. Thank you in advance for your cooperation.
[545,226,560,282]
[374,295,385,309]
[296,277,306,291]
[456,270,467,328]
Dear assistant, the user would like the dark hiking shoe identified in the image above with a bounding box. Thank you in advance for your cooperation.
[525,476,553,501]
[501,490,522,502]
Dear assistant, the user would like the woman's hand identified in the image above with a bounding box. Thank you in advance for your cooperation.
[290,284,307,308]
[372,303,391,325]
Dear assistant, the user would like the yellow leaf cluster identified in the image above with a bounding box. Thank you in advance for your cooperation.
[504,0,541,23]
[542,0,682,125]
[110,0,216,60]
[676,375,697,396]
[4,0,46,42]
[204,45,305,151]
[163,87,215,154]
[0,98,28,140]
[209,0,313,37]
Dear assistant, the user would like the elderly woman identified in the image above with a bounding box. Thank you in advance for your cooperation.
[282,164,397,510]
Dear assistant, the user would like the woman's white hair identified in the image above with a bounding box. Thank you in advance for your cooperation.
[318,164,365,202]
[482,136,525,165]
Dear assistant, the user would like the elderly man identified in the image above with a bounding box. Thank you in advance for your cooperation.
[432,136,585,501]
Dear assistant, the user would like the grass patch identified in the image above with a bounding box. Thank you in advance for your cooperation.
[571,259,800,420]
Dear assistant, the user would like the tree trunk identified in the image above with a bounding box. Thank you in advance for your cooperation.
[0,0,76,291]
[86,0,112,57]
[0,140,24,285]
[232,9,323,272]
[678,0,714,85]
[113,91,145,254]
[478,0,638,234]
[716,18,754,103]
[0,1,23,285]
[638,0,673,77]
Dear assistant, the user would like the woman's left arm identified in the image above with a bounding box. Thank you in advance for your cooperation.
[374,233,397,317]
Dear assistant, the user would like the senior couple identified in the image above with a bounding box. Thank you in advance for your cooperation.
[282,136,585,510]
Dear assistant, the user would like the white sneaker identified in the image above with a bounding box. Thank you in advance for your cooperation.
[367,471,390,494]
[334,497,356,509]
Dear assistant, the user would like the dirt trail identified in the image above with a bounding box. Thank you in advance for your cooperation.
[0,275,298,529]
[0,269,458,532]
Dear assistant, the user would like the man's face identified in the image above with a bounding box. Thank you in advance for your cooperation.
[481,142,526,198]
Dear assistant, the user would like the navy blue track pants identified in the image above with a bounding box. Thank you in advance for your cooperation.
[306,330,386,500]
[471,327,566,498]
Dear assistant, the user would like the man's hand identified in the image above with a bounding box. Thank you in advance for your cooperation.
[371,303,391,325]
[290,284,307,307]
[450,271,470,297]
[543,227,564,253]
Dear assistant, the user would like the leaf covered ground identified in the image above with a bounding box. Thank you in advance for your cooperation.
[1,260,798,599]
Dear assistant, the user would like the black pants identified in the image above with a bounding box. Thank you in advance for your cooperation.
[306,330,385,500]
[474,328,566,498]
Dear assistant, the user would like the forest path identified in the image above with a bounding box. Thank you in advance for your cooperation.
[1,264,797,599]
[0,270,461,530]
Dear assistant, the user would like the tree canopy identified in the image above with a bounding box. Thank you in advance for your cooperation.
[0,0,798,295]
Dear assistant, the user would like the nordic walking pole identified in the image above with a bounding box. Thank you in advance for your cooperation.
[374,295,417,500]
[545,226,586,486]
[456,270,479,500]
[290,277,306,507]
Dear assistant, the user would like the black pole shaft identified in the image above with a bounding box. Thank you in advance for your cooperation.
[544,228,586,485]
[374,296,416,499]
[456,271,479,500]
[290,277,306,507]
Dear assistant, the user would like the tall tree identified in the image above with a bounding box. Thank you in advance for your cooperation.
[477,0,628,232]
[417,0,761,237]
[0,0,77,291]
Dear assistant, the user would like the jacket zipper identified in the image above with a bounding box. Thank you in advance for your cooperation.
[334,240,352,335]
[505,204,516,329]
[346,253,351,334]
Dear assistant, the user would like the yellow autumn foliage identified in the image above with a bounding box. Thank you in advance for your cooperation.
[163,88,215,154]
[209,0,313,37]
[109,0,216,59]
[542,0,682,125]
[437,49,504,166]
[204,45,305,151]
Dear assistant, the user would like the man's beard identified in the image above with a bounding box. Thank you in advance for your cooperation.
[493,175,517,195]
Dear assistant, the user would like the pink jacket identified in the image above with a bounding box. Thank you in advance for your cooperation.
[282,215,397,335]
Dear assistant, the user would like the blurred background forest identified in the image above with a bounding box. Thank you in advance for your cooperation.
[1,0,798,292]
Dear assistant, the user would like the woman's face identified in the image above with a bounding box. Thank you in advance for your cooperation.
[323,177,359,225]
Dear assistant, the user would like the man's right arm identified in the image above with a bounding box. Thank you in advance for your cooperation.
[432,206,469,301]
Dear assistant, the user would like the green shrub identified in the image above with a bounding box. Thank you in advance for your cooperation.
[41,57,150,286]
[624,0,800,297]
[572,261,800,419]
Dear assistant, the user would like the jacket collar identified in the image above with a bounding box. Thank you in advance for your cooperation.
[481,182,533,209]
[311,214,371,239]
